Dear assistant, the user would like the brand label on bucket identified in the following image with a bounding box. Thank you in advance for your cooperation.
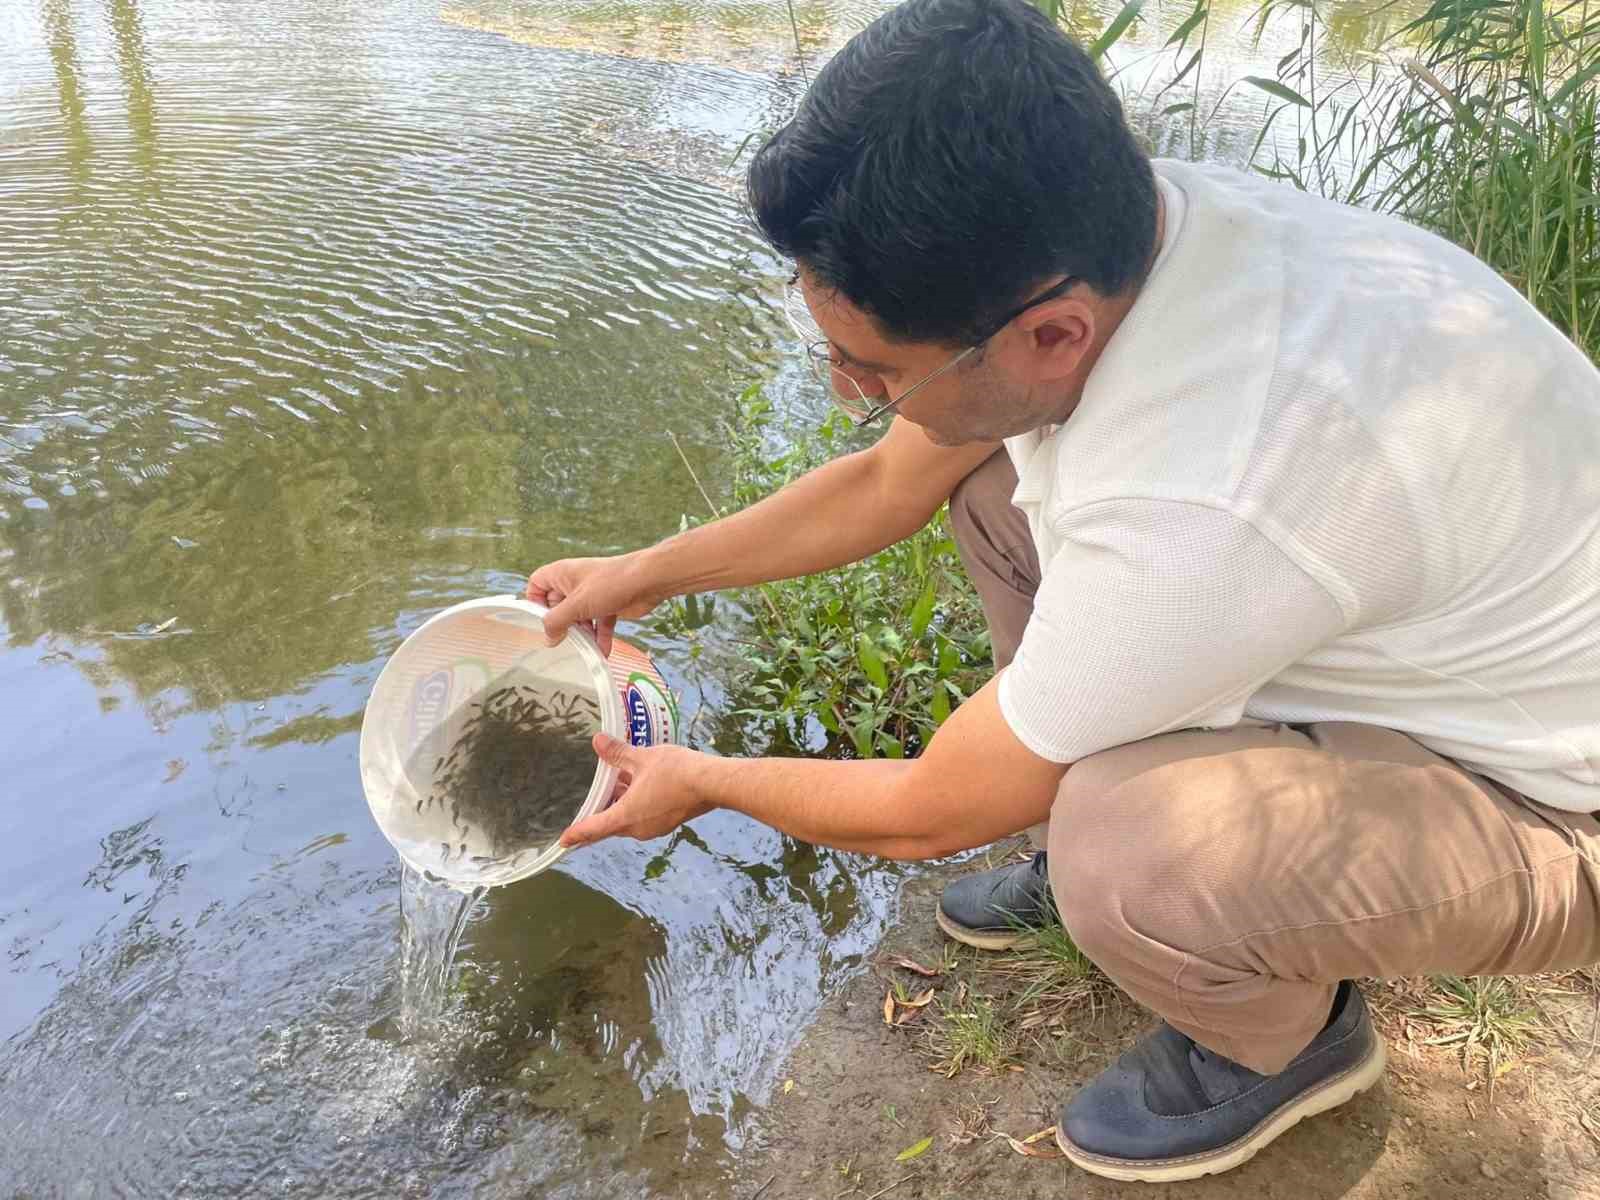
[412,669,453,743]
[607,637,680,747]
[623,673,678,747]
[409,659,492,746]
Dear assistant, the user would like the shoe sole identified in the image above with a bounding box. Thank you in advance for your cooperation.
[1054,1034,1388,1182]
[934,906,1032,951]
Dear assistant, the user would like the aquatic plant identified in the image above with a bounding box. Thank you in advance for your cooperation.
[663,384,993,759]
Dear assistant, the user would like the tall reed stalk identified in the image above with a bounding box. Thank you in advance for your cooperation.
[1369,0,1600,352]
[1063,0,1600,358]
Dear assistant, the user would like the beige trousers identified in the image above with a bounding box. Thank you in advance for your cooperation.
[949,448,1600,1073]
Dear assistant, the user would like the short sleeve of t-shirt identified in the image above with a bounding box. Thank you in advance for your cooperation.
[997,498,1347,763]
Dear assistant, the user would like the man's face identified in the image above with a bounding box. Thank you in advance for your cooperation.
[796,272,1063,446]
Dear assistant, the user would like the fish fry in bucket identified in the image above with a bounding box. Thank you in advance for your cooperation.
[360,596,679,888]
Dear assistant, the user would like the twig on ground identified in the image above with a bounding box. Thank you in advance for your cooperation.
[748,1173,777,1200]
[1586,987,1599,1066]
[863,1176,911,1200]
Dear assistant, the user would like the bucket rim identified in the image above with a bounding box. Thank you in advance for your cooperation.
[359,594,624,889]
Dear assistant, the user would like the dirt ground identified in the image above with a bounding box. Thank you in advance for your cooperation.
[737,855,1600,1200]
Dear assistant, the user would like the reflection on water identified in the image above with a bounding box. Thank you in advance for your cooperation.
[440,0,834,71]
[1,0,1414,1194]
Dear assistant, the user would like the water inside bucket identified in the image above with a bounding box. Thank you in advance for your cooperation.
[401,666,603,870]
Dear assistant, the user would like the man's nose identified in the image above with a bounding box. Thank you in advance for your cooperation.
[831,362,886,400]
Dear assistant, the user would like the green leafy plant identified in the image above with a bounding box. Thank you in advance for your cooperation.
[667,385,993,759]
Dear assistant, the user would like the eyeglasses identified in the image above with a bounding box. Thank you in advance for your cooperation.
[781,272,1079,427]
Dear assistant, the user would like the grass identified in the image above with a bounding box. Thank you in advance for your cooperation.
[928,993,1016,1077]
[906,848,1117,1077]
[923,949,1591,1091]
[1418,975,1542,1073]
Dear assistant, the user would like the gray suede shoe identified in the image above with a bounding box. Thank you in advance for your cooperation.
[1055,980,1386,1182]
[935,851,1055,950]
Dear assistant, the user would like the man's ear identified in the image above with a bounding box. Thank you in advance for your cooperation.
[1015,298,1095,381]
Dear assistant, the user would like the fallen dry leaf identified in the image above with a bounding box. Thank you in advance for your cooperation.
[885,987,938,1026]
[882,954,943,978]
[1000,1126,1065,1159]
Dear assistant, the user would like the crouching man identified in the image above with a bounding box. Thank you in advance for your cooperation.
[528,0,1600,1180]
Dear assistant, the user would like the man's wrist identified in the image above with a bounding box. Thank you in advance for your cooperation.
[638,529,721,598]
[685,749,731,815]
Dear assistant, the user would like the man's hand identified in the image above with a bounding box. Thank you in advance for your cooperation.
[554,674,1067,860]
[560,733,713,847]
[526,554,664,656]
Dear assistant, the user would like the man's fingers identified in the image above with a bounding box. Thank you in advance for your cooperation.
[541,596,578,647]
[597,614,617,658]
[592,732,636,771]
[525,567,551,604]
[561,805,623,848]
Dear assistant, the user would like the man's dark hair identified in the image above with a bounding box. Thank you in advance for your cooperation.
[747,0,1157,347]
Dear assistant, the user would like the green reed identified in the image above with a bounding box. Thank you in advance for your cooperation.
[1370,0,1600,354]
[1061,0,1600,358]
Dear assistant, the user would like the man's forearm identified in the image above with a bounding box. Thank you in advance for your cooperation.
[636,449,936,597]
[691,752,950,859]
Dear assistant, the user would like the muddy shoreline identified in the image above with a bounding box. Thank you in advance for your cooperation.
[734,852,1600,1200]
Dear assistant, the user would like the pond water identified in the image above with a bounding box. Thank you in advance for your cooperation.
[0,0,1412,1195]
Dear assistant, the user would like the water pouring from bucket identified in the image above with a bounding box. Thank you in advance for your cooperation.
[360,596,680,892]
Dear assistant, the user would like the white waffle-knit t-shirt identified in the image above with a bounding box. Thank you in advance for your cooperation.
[997,159,1600,814]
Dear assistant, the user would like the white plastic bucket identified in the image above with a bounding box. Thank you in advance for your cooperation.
[359,596,678,889]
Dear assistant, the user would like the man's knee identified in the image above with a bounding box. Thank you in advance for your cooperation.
[947,446,1015,547]
[1045,749,1231,959]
